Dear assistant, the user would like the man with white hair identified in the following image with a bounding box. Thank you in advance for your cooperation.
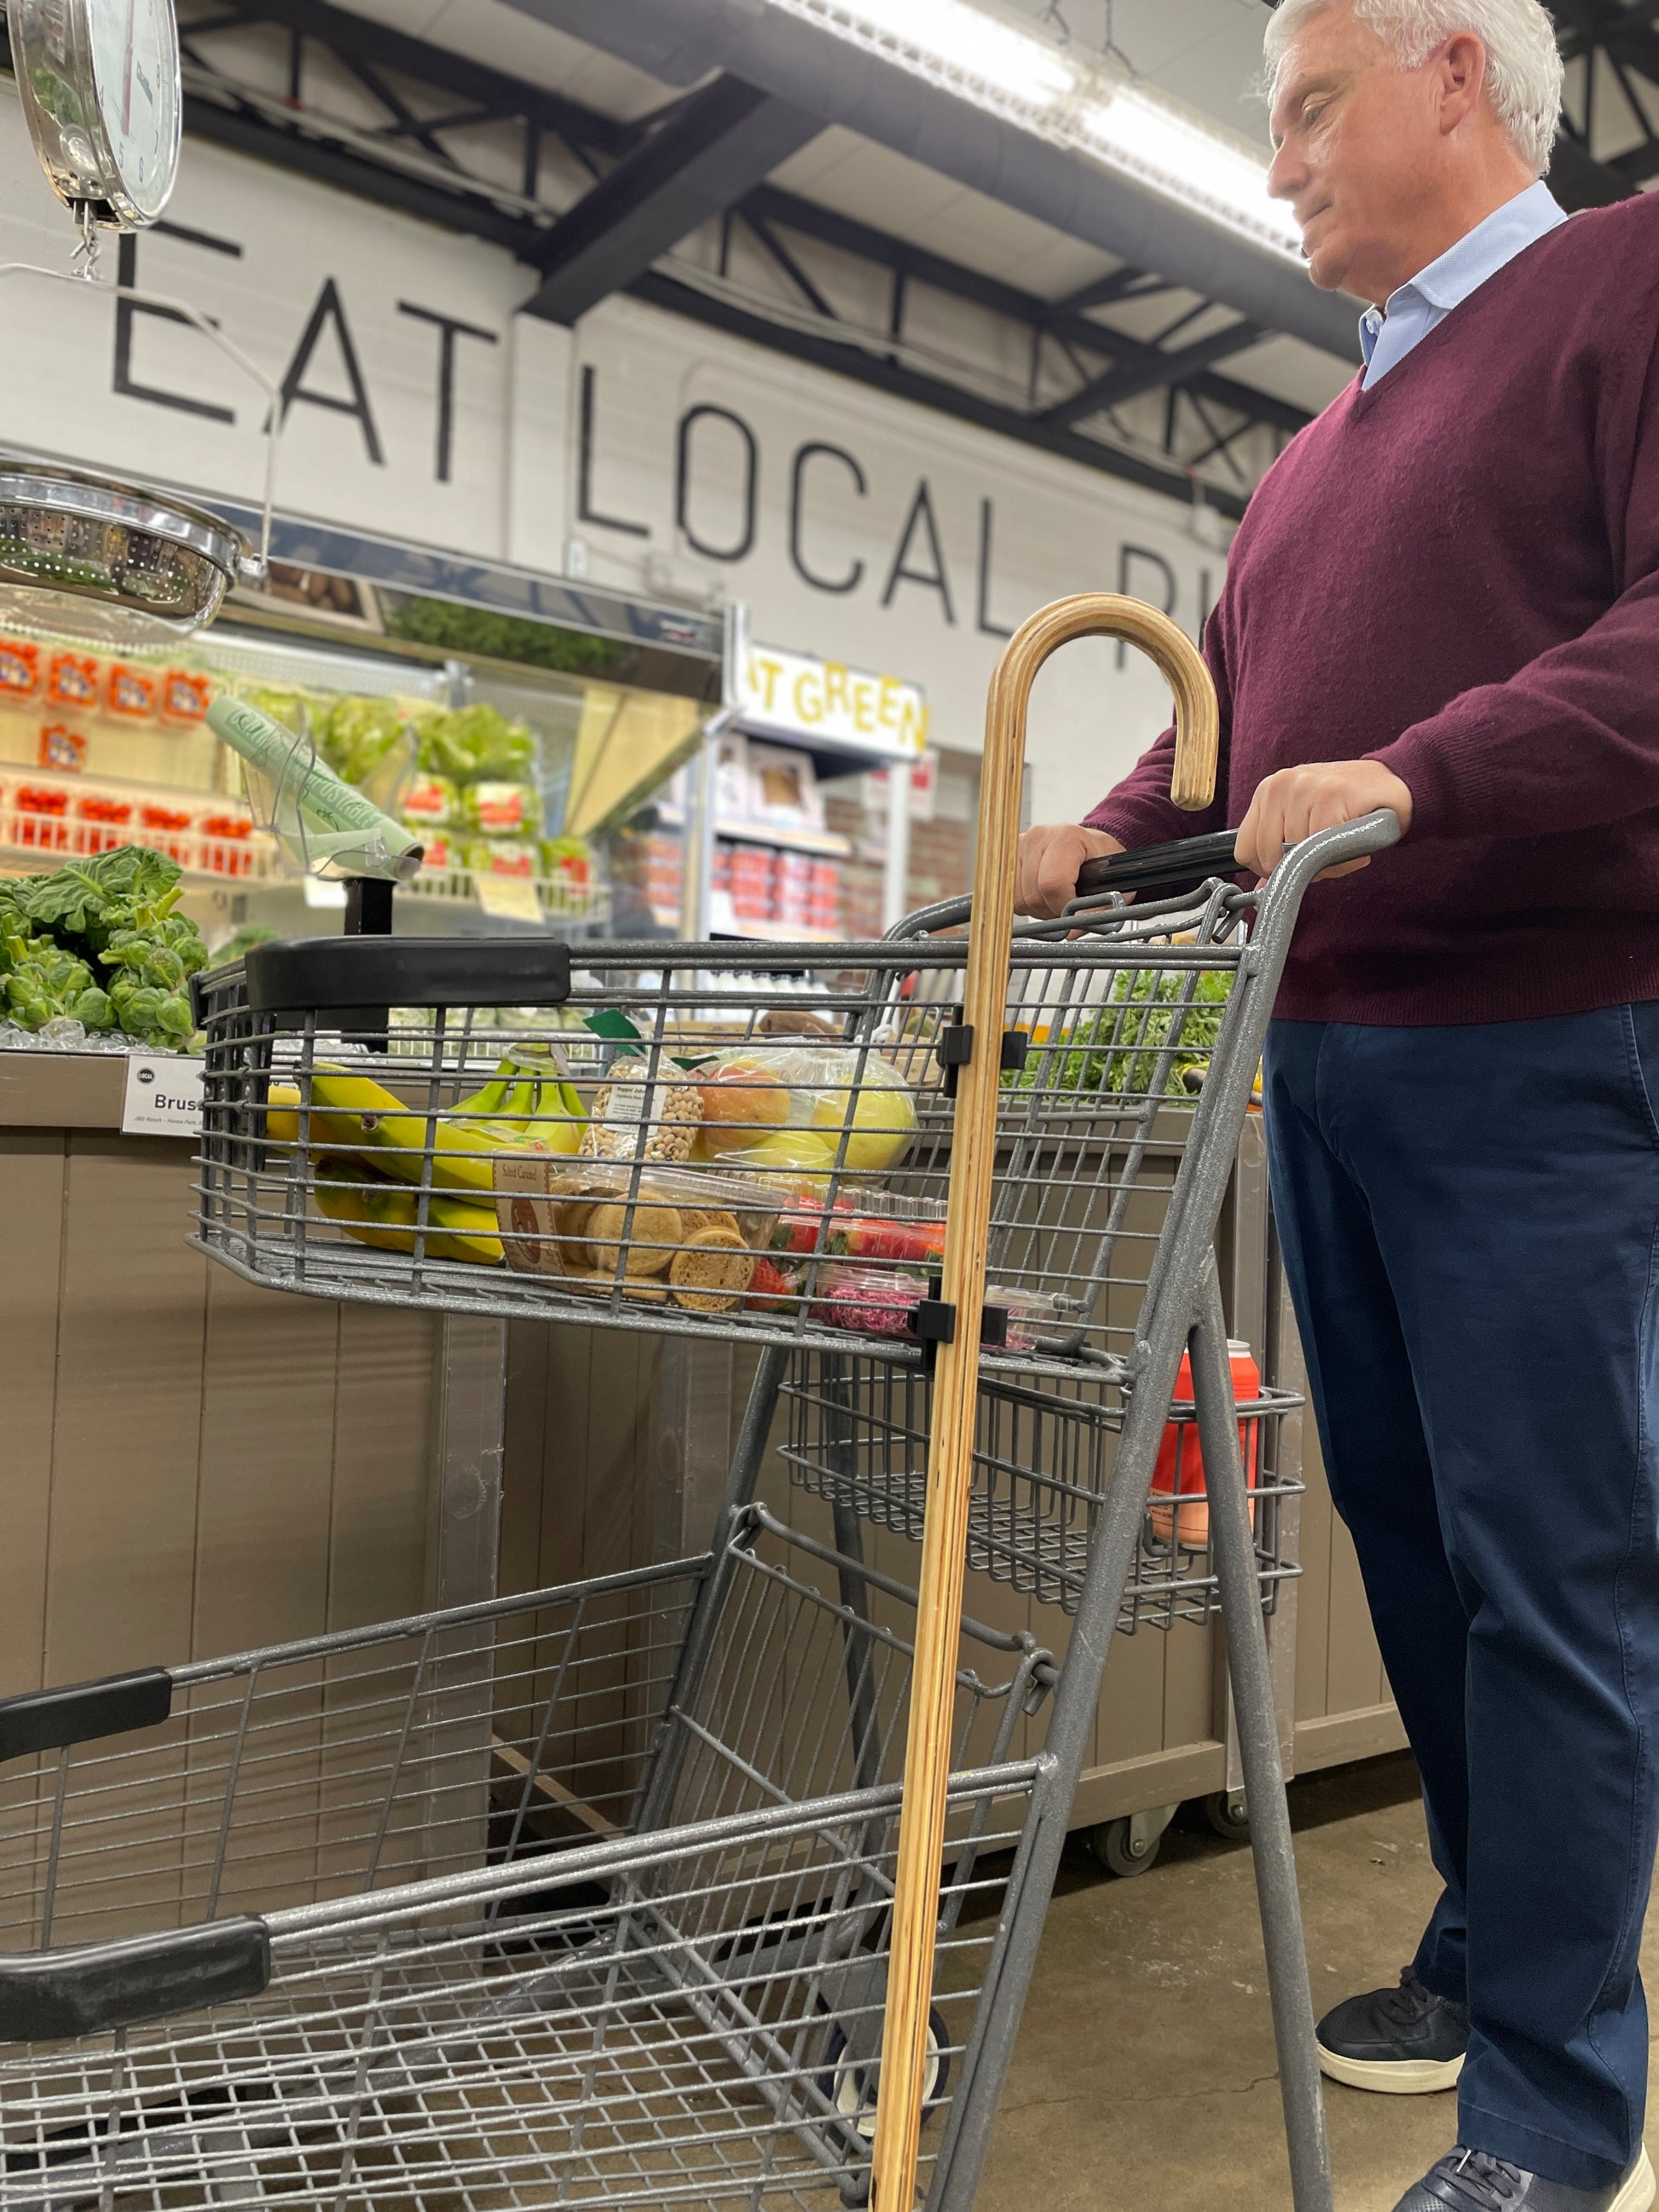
[1016,0,1659,2205]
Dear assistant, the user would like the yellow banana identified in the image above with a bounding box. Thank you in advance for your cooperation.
[315,1159,502,1263]
[266,1081,300,1146]
[264,1079,368,1159]
[306,1067,531,1193]
[315,1161,417,1251]
[425,1193,505,1264]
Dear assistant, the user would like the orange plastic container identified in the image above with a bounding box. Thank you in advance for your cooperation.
[1149,1337,1260,1548]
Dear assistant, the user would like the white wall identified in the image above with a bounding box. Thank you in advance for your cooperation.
[0,91,1231,827]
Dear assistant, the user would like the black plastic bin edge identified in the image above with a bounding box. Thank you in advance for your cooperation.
[237,935,574,1015]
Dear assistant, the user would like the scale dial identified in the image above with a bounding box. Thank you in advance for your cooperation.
[9,0,182,230]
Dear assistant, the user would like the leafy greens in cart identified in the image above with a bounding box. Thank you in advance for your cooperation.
[0,846,209,1048]
[1007,968,1232,1098]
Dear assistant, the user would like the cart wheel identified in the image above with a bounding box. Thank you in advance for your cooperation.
[818,2007,951,2140]
[1204,1789,1251,1842]
[1091,1816,1162,1878]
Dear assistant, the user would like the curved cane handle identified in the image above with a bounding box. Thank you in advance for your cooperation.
[984,592,1218,815]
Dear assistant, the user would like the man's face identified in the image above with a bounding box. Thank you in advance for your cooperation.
[1268,3,1454,299]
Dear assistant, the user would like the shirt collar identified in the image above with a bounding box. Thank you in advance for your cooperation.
[1356,180,1567,360]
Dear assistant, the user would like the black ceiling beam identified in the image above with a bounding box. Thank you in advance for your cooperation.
[179,90,542,251]
[1042,318,1265,426]
[630,269,1251,523]
[739,184,1310,438]
[181,0,620,153]
[521,77,820,324]
[1052,269,1171,314]
[1554,0,1659,77]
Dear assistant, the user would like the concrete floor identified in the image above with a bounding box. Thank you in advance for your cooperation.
[974,1753,1656,2212]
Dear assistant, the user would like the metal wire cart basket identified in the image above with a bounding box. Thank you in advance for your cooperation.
[0,1505,1055,2209]
[0,598,1401,2212]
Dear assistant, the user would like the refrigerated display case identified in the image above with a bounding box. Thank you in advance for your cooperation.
[0,556,722,949]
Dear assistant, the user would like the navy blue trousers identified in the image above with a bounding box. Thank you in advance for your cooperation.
[1264,1009,1659,2190]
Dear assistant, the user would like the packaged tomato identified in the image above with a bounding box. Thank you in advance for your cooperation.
[162,670,212,723]
[199,812,254,878]
[1149,1341,1262,1548]
[140,801,194,864]
[0,639,39,697]
[14,785,71,851]
[47,652,98,709]
[38,725,85,771]
[813,1268,1057,1349]
[107,663,159,719]
[74,792,134,855]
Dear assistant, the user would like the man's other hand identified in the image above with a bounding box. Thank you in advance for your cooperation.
[1015,824,1126,916]
[1234,759,1413,881]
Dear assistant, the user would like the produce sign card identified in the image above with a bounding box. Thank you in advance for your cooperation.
[475,875,542,923]
[121,1054,205,1138]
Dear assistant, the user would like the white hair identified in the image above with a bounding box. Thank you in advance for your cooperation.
[1263,0,1564,176]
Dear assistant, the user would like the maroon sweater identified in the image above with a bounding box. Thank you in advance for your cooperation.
[1088,193,1659,1025]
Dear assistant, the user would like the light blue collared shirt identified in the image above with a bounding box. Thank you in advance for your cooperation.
[1358,180,1567,388]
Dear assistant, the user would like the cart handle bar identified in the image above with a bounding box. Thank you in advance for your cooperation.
[1072,828,1241,898]
[886,811,1402,942]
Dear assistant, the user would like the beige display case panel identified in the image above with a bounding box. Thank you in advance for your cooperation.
[0,1050,447,1698]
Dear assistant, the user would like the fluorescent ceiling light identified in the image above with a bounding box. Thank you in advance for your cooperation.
[1077,87,1304,259]
[760,0,1301,266]
[809,0,1074,110]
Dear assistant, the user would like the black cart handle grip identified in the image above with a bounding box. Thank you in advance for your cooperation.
[0,1668,172,1764]
[1072,830,1240,898]
[0,1919,270,2044]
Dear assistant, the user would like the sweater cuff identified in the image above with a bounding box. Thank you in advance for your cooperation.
[1084,796,1188,851]
[1364,727,1460,840]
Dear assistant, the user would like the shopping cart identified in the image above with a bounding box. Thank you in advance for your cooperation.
[0,596,1401,2212]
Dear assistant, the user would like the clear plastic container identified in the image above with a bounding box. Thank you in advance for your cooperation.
[809,1266,1061,1351]
[493,1155,783,1315]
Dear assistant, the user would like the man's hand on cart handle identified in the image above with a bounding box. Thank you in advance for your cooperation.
[1235,759,1413,881]
[1014,824,1125,917]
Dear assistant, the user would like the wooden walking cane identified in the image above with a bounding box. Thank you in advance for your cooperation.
[867,594,1219,2212]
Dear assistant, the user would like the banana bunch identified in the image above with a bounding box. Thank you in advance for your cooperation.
[265,1048,586,1265]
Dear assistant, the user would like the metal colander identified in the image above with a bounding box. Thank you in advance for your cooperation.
[0,462,249,646]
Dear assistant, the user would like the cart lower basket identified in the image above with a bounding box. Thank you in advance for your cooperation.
[0,1506,1055,2211]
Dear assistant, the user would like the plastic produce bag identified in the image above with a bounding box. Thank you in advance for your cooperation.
[400,771,460,828]
[679,1043,918,1181]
